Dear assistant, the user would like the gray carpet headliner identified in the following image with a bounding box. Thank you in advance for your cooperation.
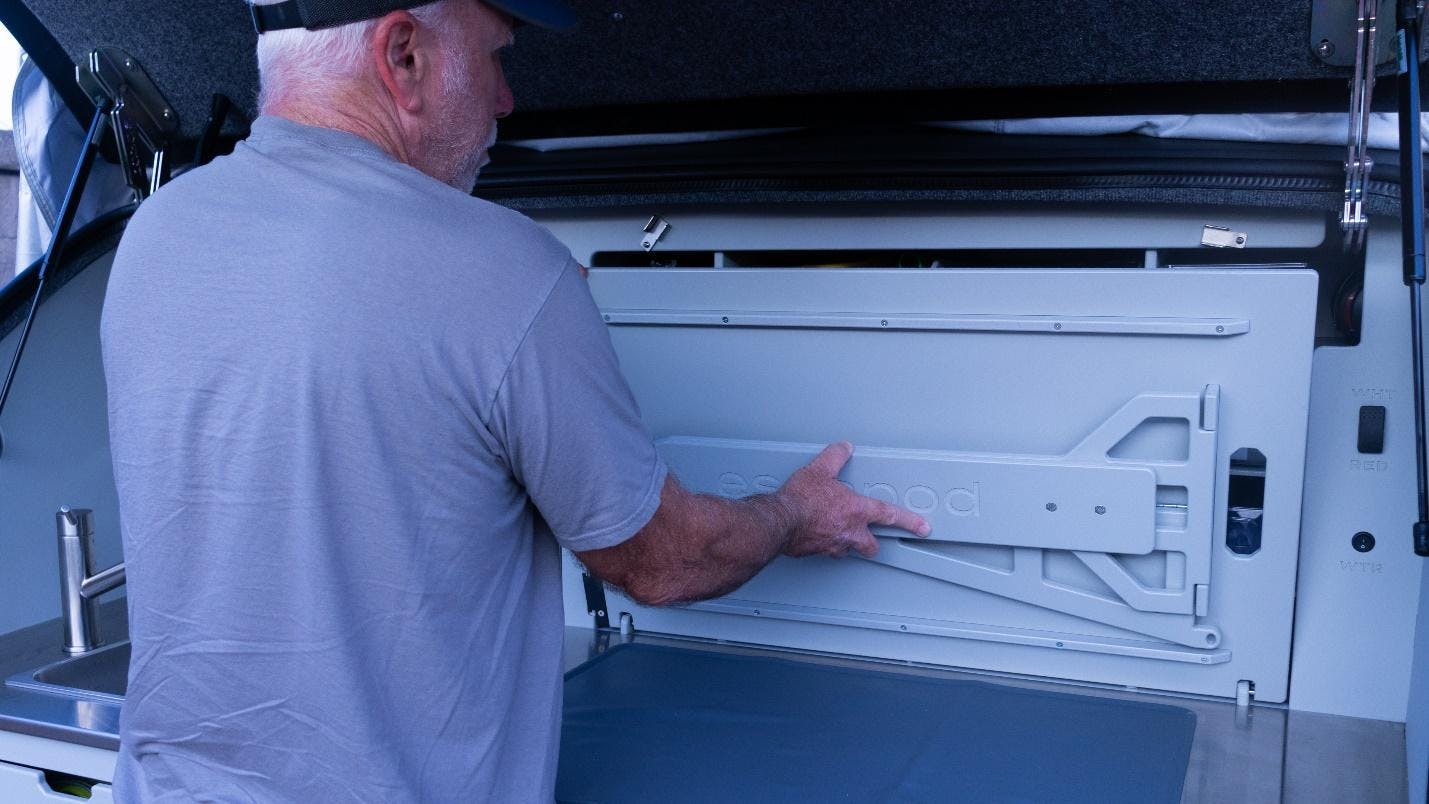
[13,1,1374,142]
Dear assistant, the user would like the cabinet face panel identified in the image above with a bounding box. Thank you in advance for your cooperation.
[568,266,1317,703]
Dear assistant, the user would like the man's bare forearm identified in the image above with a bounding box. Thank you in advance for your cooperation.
[576,443,930,609]
[668,488,795,603]
[578,476,796,606]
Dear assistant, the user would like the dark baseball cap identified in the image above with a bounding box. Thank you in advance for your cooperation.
[250,0,576,33]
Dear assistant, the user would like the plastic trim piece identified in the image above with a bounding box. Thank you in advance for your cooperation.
[661,437,1160,554]
[687,599,1231,665]
[601,310,1249,337]
[663,388,1226,654]
[862,389,1223,649]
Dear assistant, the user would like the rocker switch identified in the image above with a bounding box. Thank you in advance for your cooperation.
[1358,406,1386,454]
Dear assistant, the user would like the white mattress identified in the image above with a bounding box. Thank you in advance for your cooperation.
[505,113,1427,152]
[931,112,1428,150]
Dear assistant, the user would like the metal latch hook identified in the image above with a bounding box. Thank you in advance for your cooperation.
[641,215,671,252]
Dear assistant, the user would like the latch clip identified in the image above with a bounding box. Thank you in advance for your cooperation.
[1200,225,1247,249]
[641,215,671,252]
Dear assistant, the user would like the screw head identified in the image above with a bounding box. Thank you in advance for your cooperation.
[721,316,729,324]
[1094,505,1107,515]
[1046,502,1058,512]
[612,11,624,20]
[1216,325,1225,333]
[1316,39,1336,59]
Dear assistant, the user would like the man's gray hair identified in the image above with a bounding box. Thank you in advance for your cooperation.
[252,0,457,111]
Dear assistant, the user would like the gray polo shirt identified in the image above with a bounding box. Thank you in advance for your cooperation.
[101,116,665,802]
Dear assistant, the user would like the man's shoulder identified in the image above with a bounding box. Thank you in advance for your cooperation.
[125,164,212,220]
[427,188,566,257]
[111,174,207,263]
[411,191,576,300]
[117,151,575,307]
[117,155,252,241]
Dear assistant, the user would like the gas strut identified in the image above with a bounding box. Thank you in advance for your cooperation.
[1397,0,1429,556]
[0,49,176,455]
[0,106,109,434]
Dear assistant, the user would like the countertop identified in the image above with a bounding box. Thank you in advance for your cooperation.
[0,611,1411,803]
[0,599,127,751]
[0,608,599,756]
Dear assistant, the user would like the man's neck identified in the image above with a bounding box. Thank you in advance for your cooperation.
[264,97,414,168]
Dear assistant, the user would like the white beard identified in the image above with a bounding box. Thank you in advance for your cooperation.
[428,45,500,194]
[449,121,498,194]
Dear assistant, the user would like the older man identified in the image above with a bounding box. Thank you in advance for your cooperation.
[100,0,928,800]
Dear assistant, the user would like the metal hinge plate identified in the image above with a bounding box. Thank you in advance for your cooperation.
[1311,0,1398,64]
[75,48,179,199]
[1201,225,1247,249]
[581,571,611,629]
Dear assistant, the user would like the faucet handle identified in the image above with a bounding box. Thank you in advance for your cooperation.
[57,507,95,538]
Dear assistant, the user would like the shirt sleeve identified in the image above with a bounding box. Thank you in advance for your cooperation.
[489,260,668,552]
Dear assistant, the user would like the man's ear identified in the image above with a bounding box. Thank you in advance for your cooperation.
[371,11,431,113]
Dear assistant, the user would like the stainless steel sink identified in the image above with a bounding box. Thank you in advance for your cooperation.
[6,641,129,703]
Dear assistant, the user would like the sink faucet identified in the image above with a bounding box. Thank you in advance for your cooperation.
[57,507,125,654]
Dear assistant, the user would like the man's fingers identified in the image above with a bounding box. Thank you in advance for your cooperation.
[860,498,900,526]
[861,498,932,538]
[807,441,854,478]
[852,528,880,558]
[826,531,878,559]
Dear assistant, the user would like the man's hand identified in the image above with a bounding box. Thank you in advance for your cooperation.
[776,442,931,559]
[579,440,932,606]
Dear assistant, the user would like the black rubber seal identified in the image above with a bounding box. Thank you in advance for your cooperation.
[0,205,136,344]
